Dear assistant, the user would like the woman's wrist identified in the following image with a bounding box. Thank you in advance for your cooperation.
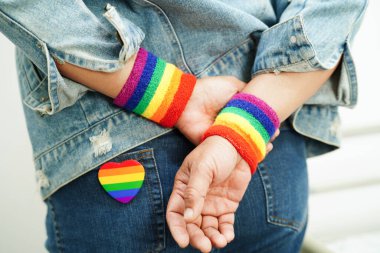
[202,92,280,174]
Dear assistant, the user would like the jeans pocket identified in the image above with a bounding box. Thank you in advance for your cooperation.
[103,148,166,252]
[45,148,166,253]
[257,129,309,232]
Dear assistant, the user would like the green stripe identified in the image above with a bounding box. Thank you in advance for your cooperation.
[220,106,270,142]
[102,180,144,192]
[133,58,166,114]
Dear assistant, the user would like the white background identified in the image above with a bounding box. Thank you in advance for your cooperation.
[0,2,379,252]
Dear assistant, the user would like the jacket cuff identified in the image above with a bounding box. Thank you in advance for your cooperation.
[252,15,358,107]
[1,3,144,115]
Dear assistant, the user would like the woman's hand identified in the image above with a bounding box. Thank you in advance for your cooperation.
[175,76,246,144]
[166,136,248,252]
[166,129,279,252]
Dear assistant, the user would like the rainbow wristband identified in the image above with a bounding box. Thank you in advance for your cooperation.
[114,48,196,128]
[202,93,280,174]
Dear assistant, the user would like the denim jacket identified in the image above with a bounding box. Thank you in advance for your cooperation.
[0,0,367,199]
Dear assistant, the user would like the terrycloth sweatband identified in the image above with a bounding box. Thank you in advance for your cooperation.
[202,93,280,174]
[114,48,197,128]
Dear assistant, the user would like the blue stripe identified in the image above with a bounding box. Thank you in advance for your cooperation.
[124,52,157,110]
[108,188,140,198]
[223,99,276,136]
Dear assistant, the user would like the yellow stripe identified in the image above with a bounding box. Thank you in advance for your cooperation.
[98,172,145,184]
[142,63,176,118]
[215,113,266,157]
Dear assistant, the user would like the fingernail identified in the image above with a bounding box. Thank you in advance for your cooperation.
[184,208,193,219]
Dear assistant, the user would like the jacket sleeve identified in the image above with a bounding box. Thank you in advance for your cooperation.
[0,1,144,114]
[252,0,368,107]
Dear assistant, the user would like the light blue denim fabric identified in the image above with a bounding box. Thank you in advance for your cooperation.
[0,0,367,199]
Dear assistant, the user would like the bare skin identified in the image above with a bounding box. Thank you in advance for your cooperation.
[56,55,338,252]
[56,56,275,149]
[166,65,339,253]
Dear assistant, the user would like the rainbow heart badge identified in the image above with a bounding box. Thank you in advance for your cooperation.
[98,160,145,204]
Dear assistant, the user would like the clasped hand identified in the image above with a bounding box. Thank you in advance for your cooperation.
[166,76,278,252]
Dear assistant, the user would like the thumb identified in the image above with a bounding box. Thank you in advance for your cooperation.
[183,164,213,222]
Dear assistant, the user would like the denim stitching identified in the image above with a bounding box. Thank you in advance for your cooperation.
[343,47,356,107]
[46,198,64,253]
[78,100,91,126]
[123,148,154,158]
[138,156,157,252]
[21,60,33,91]
[196,37,253,77]
[291,107,341,147]
[139,153,162,252]
[253,55,317,77]
[41,129,172,200]
[142,0,192,74]
[257,224,305,253]
[269,216,302,231]
[136,154,153,160]
[257,164,273,222]
[150,150,166,251]
[33,110,167,160]
[257,164,303,231]
[22,76,48,103]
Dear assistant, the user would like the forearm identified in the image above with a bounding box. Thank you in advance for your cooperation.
[245,64,339,122]
[203,62,339,173]
[55,54,137,98]
[56,48,201,129]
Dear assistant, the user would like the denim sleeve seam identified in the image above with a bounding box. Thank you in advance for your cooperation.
[50,48,123,72]
[140,0,192,74]
[252,55,317,77]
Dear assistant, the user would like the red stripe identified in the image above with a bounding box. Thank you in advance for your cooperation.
[159,73,196,127]
[202,125,259,174]
[100,160,141,170]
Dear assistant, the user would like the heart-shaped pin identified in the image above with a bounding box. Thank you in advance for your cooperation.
[98,159,145,204]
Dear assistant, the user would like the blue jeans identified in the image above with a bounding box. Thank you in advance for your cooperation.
[45,122,308,253]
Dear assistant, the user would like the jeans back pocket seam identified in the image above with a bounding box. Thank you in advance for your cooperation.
[137,149,166,252]
[257,164,303,232]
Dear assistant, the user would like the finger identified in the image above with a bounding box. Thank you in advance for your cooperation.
[218,213,235,243]
[202,216,227,248]
[187,222,212,253]
[270,129,280,142]
[266,142,273,155]
[167,191,189,248]
[183,165,213,222]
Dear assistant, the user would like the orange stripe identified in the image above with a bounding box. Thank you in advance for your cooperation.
[203,125,258,173]
[151,68,182,122]
[213,121,264,162]
[98,165,144,177]
[228,122,264,162]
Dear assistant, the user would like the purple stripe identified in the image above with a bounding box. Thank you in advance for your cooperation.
[108,188,140,198]
[115,196,135,204]
[233,93,280,128]
[225,99,276,136]
[124,52,157,110]
[113,48,148,107]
